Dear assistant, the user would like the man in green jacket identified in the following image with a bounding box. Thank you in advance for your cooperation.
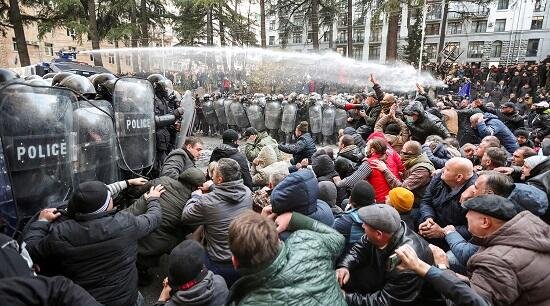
[244,127,282,163]
[226,211,346,306]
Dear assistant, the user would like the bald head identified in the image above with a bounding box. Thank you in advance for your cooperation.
[442,157,474,188]
[402,140,422,156]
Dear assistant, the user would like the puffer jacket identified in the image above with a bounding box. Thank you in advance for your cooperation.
[227,213,346,306]
[419,172,477,239]
[278,133,316,164]
[406,112,451,144]
[468,211,550,306]
[507,183,548,217]
[474,113,519,153]
[335,145,364,179]
[456,107,482,146]
[161,148,196,180]
[210,143,253,189]
[338,222,444,305]
[156,270,228,306]
[24,200,162,306]
[244,131,282,162]
[182,179,252,262]
[126,168,206,256]
[271,170,335,228]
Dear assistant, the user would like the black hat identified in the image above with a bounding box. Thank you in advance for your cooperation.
[462,195,518,221]
[168,240,206,289]
[243,127,258,138]
[514,129,529,138]
[501,102,516,109]
[350,181,375,207]
[222,129,239,144]
[68,181,111,216]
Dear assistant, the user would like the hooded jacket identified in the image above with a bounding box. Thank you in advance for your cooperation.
[404,102,451,143]
[374,114,410,153]
[244,131,282,162]
[468,211,550,306]
[278,132,316,164]
[474,113,519,153]
[210,143,253,189]
[155,271,228,306]
[525,157,550,199]
[507,183,548,217]
[271,170,334,229]
[161,148,196,180]
[182,179,252,262]
[335,145,364,179]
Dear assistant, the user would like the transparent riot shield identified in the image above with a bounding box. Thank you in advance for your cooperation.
[265,100,282,130]
[73,100,119,185]
[224,98,237,126]
[0,83,75,231]
[231,100,250,129]
[214,98,227,125]
[0,137,16,235]
[281,102,297,133]
[176,90,196,148]
[246,102,266,131]
[112,78,155,171]
[309,102,322,134]
[322,106,336,137]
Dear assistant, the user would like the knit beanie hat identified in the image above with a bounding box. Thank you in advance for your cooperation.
[168,240,207,290]
[523,155,548,169]
[297,121,309,133]
[318,181,337,206]
[68,181,111,216]
[388,187,414,213]
[350,181,375,207]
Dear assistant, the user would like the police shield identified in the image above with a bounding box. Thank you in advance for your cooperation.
[334,108,348,134]
[322,105,336,137]
[308,101,322,134]
[203,98,218,125]
[0,137,16,235]
[246,100,266,131]
[0,83,75,229]
[230,100,250,129]
[214,98,227,125]
[73,100,119,185]
[224,98,237,126]
[265,99,282,130]
[112,78,155,171]
[281,101,297,133]
[176,90,196,148]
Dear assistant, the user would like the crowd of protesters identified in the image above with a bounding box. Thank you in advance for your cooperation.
[2,57,550,306]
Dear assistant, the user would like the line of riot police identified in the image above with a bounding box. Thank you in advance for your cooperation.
[0,69,194,237]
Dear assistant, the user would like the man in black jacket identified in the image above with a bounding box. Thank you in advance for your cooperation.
[24,181,164,306]
[336,204,443,306]
[278,121,317,170]
[161,136,203,180]
[403,100,450,144]
[210,129,253,189]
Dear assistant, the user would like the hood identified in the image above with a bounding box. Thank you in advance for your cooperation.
[343,127,357,135]
[213,179,250,204]
[271,170,318,215]
[178,167,207,187]
[257,145,277,167]
[508,183,549,216]
[527,157,550,179]
[171,271,218,306]
[212,143,238,159]
[312,154,337,178]
[476,211,550,252]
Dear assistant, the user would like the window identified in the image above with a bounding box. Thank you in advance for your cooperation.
[45,43,54,56]
[535,0,546,12]
[292,32,302,44]
[425,43,438,59]
[338,14,347,27]
[12,37,17,51]
[526,39,539,57]
[269,36,275,45]
[447,22,462,34]
[293,17,304,27]
[473,20,487,33]
[307,32,313,43]
[370,27,382,42]
[445,42,460,58]
[354,29,364,43]
[426,23,440,35]
[66,28,76,38]
[468,41,484,58]
[269,20,276,30]
[491,41,502,57]
[531,16,544,29]
[368,44,380,60]
[494,19,506,32]
[354,11,365,25]
[353,47,363,60]
[108,53,115,64]
[427,3,442,20]
[497,0,509,10]
[337,30,347,43]
[125,55,131,66]
[323,31,330,42]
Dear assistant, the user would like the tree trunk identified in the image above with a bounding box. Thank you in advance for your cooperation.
[87,0,103,66]
[8,0,30,66]
[140,0,150,72]
[437,0,449,63]
[311,0,319,51]
[260,0,266,47]
[207,6,214,45]
[347,0,352,57]
[386,12,400,62]
[218,5,229,72]
[130,4,140,73]
[329,20,334,49]
[114,40,122,74]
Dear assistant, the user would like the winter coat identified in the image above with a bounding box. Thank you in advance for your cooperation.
[126,168,206,256]
[24,200,162,306]
[456,108,482,146]
[445,231,479,268]
[335,145,364,179]
[440,109,459,136]
[474,113,519,153]
[406,111,451,144]
[210,143,253,189]
[271,170,335,229]
[0,233,33,279]
[507,183,548,217]
[278,133,317,165]
[227,213,347,306]
[0,276,102,306]
[468,211,550,306]
[419,172,477,239]
[424,268,490,306]
[161,148,196,180]
[374,114,410,153]
[367,154,391,203]
[182,179,252,263]
[368,132,405,178]
[525,157,550,203]
[333,208,366,253]
[155,271,228,306]
[422,143,458,169]
[338,222,444,305]
[250,146,290,186]
[530,111,550,139]
[479,105,525,132]
[244,131,282,163]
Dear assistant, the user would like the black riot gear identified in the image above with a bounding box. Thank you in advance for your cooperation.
[57,74,97,98]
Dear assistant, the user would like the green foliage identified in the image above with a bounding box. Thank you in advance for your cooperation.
[404,3,423,65]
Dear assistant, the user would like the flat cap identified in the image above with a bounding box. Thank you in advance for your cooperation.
[462,195,517,221]
[357,204,401,234]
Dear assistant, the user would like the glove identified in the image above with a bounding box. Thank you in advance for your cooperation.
[173,107,185,118]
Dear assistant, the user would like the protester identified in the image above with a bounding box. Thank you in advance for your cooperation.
[210,129,253,189]
[250,146,289,187]
[252,172,287,213]
[162,137,203,180]
[244,127,282,162]
[278,121,316,169]
[386,187,415,230]
[470,113,519,154]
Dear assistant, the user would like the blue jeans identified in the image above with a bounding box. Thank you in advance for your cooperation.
[204,254,240,288]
